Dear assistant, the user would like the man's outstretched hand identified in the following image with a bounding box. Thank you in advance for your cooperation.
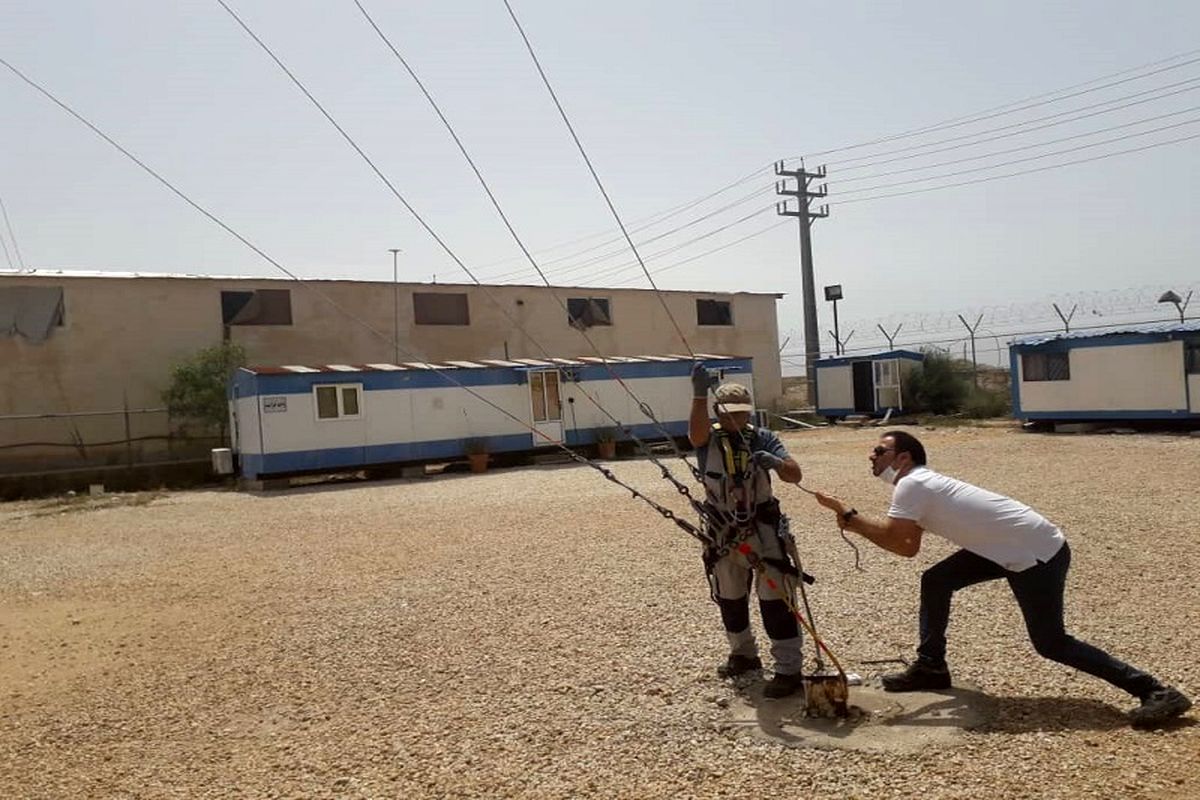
[813,491,849,517]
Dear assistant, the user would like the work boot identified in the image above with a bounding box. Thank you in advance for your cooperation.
[763,671,805,699]
[881,659,951,692]
[716,653,762,678]
[1129,686,1192,728]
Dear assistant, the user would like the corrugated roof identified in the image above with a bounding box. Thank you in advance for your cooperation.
[1012,320,1200,346]
[241,353,742,375]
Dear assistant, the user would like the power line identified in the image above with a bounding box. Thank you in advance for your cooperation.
[833,115,1200,196]
[610,219,791,287]
[793,46,1200,159]
[478,181,776,283]
[834,130,1200,206]
[501,0,693,353]
[827,75,1200,169]
[557,204,777,286]
[472,161,775,272]
[832,104,1200,184]
[0,193,26,270]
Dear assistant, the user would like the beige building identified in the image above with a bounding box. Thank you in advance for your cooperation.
[1,270,784,473]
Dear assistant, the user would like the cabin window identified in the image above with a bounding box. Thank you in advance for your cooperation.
[567,297,611,329]
[414,292,470,325]
[314,383,363,420]
[1186,343,1200,374]
[1022,351,1070,382]
[696,299,733,326]
[221,289,292,325]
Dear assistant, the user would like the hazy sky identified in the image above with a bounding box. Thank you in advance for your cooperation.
[3,1,1199,367]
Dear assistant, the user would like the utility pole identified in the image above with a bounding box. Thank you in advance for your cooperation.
[957,313,984,387]
[388,248,402,363]
[776,160,829,402]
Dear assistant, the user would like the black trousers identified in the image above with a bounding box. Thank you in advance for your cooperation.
[917,542,1162,699]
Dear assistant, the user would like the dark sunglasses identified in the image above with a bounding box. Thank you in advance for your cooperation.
[872,446,895,457]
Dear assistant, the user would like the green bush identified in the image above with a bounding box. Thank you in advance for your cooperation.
[906,349,968,414]
[963,385,1011,418]
[162,341,247,439]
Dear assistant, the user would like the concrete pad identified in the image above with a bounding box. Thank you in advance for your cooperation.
[726,682,994,753]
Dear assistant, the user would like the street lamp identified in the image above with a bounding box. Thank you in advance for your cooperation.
[388,248,402,363]
[1158,290,1192,323]
[824,284,843,355]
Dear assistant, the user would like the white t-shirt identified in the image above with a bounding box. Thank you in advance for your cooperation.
[887,466,1065,572]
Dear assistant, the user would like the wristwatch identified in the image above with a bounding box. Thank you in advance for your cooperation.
[840,508,858,526]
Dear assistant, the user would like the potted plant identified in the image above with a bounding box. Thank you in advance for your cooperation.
[595,427,619,460]
[465,438,489,473]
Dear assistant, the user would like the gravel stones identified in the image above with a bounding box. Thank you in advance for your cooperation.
[1,427,1197,798]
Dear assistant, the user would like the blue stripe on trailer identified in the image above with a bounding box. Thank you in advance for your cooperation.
[242,432,537,478]
[1018,409,1197,421]
[247,368,518,396]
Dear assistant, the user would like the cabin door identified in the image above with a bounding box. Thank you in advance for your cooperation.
[852,361,875,413]
[873,359,902,411]
[529,370,564,444]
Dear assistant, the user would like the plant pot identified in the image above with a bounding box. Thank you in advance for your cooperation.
[468,453,489,473]
[597,440,616,460]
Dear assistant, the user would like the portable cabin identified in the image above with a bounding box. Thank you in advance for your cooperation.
[1010,322,1200,423]
[228,354,755,479]
[813,350,924,420]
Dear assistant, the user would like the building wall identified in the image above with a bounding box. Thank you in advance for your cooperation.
[0,273,782,470]
[815,365,854,411]
[1017,340,1187,413]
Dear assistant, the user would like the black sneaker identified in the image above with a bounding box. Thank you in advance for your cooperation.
[881,659,951,692]
[717,654,762,678]
[1129,686,1192,728]
[763,671,805,699]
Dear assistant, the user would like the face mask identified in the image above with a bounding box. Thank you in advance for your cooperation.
[877,465,899,486]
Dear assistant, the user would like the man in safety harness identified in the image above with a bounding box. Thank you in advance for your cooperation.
[690,365,807,698]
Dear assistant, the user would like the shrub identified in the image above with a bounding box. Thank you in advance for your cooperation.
[963,385,1011,419]
[906,349,968,415]
[162,341,246,441]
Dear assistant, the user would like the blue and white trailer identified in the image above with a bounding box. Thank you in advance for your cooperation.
[813,350,924,419]
[1010,322,1200,424]
[229,354,754,479]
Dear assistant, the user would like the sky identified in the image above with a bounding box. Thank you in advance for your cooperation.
[3,1,1199,370]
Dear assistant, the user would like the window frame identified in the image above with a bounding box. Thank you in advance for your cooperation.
[220,288,293,326]
[696,298,733,326]
[413,292,470,326]
[313,383,364,421]
[566,296,612,328]
[1021,351,1071,382]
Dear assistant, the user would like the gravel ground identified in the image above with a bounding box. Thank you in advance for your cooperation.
[1,425,1197,799]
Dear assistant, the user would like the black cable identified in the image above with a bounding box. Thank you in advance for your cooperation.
[834,130,1200,206]
[828,75,1200,169]
[833,115,1200,196]
[473,163,776,278]
[834,104,1200,184]
[794,47,1200,160]
[481,182,776,283]
[0,193,26,270]
[501,0,694,356]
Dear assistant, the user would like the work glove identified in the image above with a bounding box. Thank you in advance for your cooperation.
[691,363,717,398]
[751,450,785,471]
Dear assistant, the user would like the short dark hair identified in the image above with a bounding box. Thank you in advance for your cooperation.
[885,430,927,465]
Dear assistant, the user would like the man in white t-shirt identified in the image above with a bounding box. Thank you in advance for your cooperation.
[813,430,1191,729]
